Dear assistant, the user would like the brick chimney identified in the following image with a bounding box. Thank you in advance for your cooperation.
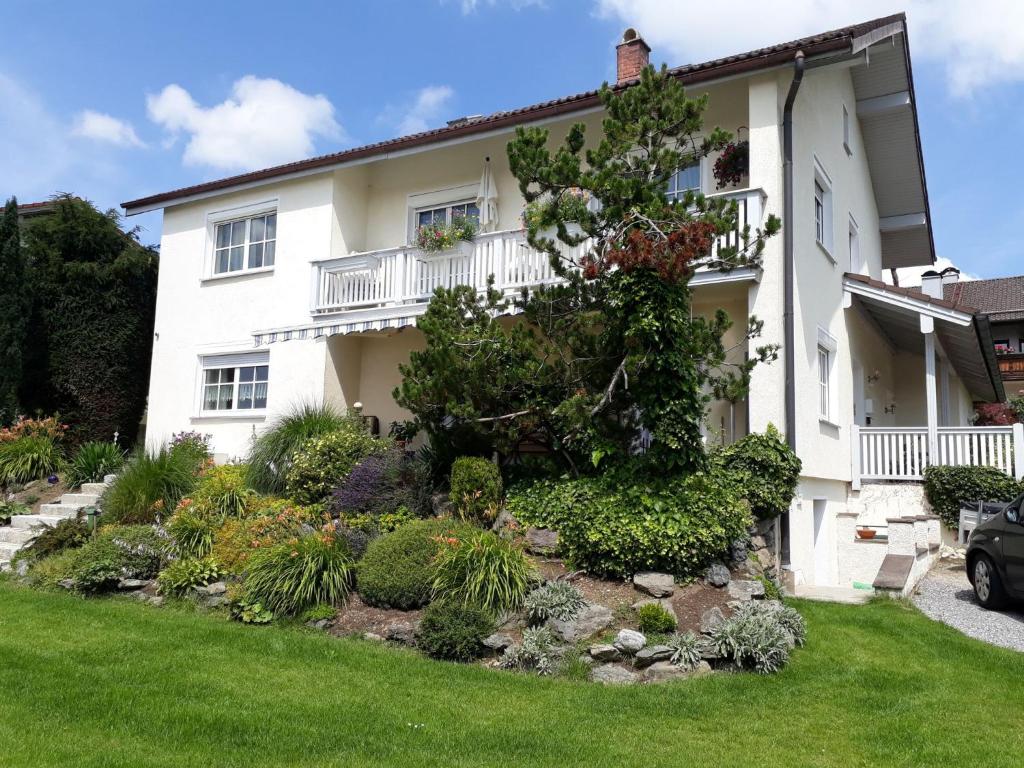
[616,28,651,85]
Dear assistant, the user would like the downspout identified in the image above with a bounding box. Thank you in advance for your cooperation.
[782,50,805,452]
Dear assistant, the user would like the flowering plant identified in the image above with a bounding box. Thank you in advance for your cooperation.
[713,140,749,188]
[0,415,68,445]
[415,214,478,252]
[522,188,591,230]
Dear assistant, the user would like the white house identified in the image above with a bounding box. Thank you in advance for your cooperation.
[124,14,1018,595]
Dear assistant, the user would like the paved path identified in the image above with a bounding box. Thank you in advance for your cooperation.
[912,559,1024,652]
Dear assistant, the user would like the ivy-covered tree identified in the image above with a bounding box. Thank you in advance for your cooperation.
[398,66,780,475]
[0,197,29,425]
[20,195,158,446]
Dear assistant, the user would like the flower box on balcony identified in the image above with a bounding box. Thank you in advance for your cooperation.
[417,239,476,260]
[333,254,380,272]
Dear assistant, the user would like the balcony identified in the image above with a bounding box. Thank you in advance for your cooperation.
[997,351,1024,381]
[310,188,765,316]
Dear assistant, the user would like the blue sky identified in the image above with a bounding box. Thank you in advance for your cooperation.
[2,0,1022,280]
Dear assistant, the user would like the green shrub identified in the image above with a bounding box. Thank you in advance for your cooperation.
[499,626,561,675]
[246,403,352,494]
[66,441,125,488]
[416,600,495,662]
[157,556,223,596]
[285,428,390,506]
[211,502,320,574]
[432,530,536,614]
[25,550,80,589]
[242,532,354,617]
[449,457,502,522]
[712,424,801,520]
[708,601,806,674]
[168,431,211,467]
[524,580,585,625]
[923,464,1024,528]
[190,464,253,519]
[638,602,677,634]
[757,574,783,601]
[70,525,169,592]
[17,517,90,563]
[166,507,216,558]
[0,436,63,485]
[356,518,476,610]
[507,471,751,579]
[100,448,199,525]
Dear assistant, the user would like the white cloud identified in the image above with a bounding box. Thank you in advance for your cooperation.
[394,85,455,135]
[71,110,145,148]
[147,76,343,171]
[595,0,1024,96]
[457,0,544,13]
[885,256,980,287]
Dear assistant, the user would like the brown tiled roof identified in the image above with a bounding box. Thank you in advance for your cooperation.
[122,14,905,212]
[844,272,978,315]
[944,276,1024,321]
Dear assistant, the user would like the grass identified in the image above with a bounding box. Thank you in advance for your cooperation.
[1,583,1023,767]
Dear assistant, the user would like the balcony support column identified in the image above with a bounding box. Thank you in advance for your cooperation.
[921,315,939,465]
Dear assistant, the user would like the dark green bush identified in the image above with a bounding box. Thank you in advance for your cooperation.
[242,532,354,617]
[245,403,352,494]
[100,448,199,524]
[449,457,502,522]
[70,524,169,592]
[923,464,1024,528]
[356,518,476,609]
[17,517,90,563]
[0,436,63,485]
[66,441,125,488]
[507,471,751,578]
[637,602,677,634]
[712,424,801,520]
[416,600,495,662]
[431,530,536,613]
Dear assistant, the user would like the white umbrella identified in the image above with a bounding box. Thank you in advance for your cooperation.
[475,159,499,231]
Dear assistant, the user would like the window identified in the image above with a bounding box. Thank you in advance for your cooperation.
[200,353,269,413]
[666,161,701,203]
[994,340,1012,354]
[848,216,864,274]
[842,104,852,155]
[415,201,479,229]
[818,346,831,420]
[214,212,276,275]
[813,159,834,256]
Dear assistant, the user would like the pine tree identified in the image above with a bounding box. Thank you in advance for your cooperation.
[0,197,29,425]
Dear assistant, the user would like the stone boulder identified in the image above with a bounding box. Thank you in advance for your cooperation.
[524,528,559,555]
[633,572,675,597]
[548,603,613,643]
[643,660,714,683]
[483,633,514,652]
[704,561,731,588]
[117,578,149,590]
[613,629,647,654]
[431,492,452,517]
[633,645,673,669]
[384,621,418,645]
[700,606,726,635]
[591,665,639,685]
[588,644,621,662]
[727,580,766,601]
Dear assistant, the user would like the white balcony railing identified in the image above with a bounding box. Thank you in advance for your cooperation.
[311,188,764,315]
[853,424,1024,485]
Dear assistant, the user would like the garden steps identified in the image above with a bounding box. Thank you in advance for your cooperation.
[38,503,87,517]
[11,514,68,529]
[0,527,35,545]
[57,492,102,508]
[80,482,109,495]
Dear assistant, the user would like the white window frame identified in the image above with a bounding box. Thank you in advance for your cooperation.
[205,200,278,280]
[848,215,864,275]
[406,183,478,243]
[414,199,480,230]
[666,159,702,203]
[842,104,852,156]
[196,351,270,418]
[813,158,835,260]
[817,327,839,426]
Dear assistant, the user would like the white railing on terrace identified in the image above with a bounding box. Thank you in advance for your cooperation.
[311,188,764,315]
[853,424,1024,487]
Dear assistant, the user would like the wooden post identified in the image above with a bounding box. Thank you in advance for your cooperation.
[851,424,862,491]
[1014,423,1024,481]
[922,316,938,466]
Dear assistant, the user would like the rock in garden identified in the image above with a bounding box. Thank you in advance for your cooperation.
[700,607,726,635]
[483,633,514,652]
[632,598,678,624]
[727,580,766,601]
[307,619,331,631]
[491,507,517,533]
[577,654,595,667]
[642,661,690,683]
[633,645,673,669]
[57,579,75,590]
[384,621,417,645]
[590,665,639,685]
[749,534,768,551]
[548,603,613,643]
[525,527,559,555]
[728,538,749,565]
[202,595,228,609]
[613,629,647,654]
[205,581,227,595]
[633,572,674,597]
[363,632,385,642]
[589,644,621,662]
[431,492,452,517]
[117,578,149,590]
[704,562,731,588]
[148,596,165,607]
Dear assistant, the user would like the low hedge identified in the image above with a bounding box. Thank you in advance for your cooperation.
[506,471,751,579]
[449,457,502,523]
[711,424,801,520]
[923,464,1024,529]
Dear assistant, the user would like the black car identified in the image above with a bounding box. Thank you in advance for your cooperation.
[967,493,1024,609]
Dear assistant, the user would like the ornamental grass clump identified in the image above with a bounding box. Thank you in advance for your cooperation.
[431,530,537,614]
[245,403,351,494]
[242,531,354,617]
[100,448,199,525]
[190,464,253,519]
[0,436,63,485]
[66,441,125,488]
[524,580,585,625]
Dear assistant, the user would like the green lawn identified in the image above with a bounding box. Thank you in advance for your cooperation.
[2,581,1023,768]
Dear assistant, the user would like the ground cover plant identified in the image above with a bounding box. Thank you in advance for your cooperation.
[1,586,1021,767]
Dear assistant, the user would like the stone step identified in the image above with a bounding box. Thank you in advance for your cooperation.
[792,584,874,605]
[103,474,117,485]
[0,527,36,545]
[0,541,20,559]
[11,514,66,529]
[38,503,82,517]
[873,553,915,592]
[80,482,109,495]
[59,493,100,508]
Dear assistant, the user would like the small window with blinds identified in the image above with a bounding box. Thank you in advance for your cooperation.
[200,352,269,413]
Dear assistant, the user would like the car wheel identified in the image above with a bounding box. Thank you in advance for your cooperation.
[973,555,1007,610]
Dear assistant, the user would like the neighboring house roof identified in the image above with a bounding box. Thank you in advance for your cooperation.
[944,276,1024,323]
[122,13,914,216]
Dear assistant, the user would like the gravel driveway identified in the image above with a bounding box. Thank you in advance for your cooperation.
[912,559,1024,652]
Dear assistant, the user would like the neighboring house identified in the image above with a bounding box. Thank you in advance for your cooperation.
[944,274,1024,399]
[123,14,1017,594]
